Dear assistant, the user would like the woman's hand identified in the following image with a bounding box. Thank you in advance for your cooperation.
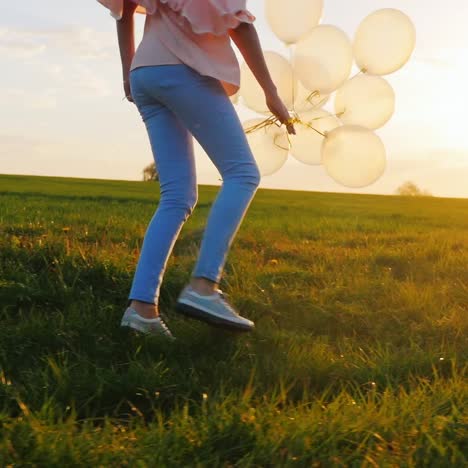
[266,91,296,135]
[229,24,295,135]
[124,79,134,103]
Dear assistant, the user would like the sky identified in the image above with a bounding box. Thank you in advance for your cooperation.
[1,0,468,198]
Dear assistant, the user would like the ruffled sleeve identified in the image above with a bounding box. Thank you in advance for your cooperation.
[96,0,152,20]
[161,0,255,35]
[97,0,255,34]
[97,0,122,20]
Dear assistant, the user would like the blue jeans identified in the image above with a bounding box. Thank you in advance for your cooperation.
[128,65,261,304]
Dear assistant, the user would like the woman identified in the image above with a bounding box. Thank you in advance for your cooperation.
[98,0,295,338]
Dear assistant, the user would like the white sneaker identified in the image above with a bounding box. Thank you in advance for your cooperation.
[121,307,175,340]
[176,286,255,332]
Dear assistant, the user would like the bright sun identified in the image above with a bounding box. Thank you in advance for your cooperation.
[405,50,468,153]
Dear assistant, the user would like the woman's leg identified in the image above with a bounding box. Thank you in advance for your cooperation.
[128,70,198,312]
[155,66,261,288]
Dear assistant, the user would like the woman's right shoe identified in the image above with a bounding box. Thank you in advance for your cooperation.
[121,307,175,340]
[175,286,255,332]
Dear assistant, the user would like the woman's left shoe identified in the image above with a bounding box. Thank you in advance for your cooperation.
[121,307,175,340]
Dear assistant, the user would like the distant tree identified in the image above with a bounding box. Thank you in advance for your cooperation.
[396,181,432,197]
[142,162,159,182]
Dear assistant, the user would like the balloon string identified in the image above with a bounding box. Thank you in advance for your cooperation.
[245,42,358,146]
[304,90,328,110]
[290,44,326,112]
[245,115,326,139]
[289,43,296,113]
[274,133,290,152]
[244,115,278,134]
[301,68,366,113]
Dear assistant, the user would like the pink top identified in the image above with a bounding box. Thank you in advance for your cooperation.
[97,0,255,96]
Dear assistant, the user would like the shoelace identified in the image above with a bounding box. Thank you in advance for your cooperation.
[127,308,173,338]
[216,290,240,316]
[156,317,172,336]
[217,289,229,299]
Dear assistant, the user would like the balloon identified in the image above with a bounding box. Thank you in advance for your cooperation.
[354,9,416,75]
[243,119,289,176]
[241,52,296,113]
[292,81,329,113]
[321,125,386,188]
[294,25,353,96]
[265,0,324,45]
[334,75,395,130]
[290,110,341,165]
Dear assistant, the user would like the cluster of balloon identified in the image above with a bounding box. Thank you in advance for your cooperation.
[238,1,416,188]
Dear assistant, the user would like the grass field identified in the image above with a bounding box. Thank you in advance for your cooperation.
[0,173,467,466]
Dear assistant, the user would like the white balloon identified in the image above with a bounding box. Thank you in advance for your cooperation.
[290,110,341,165]
[265,0,324,44]
[243,119,289,176]
[241,52,296,113]
[335,75,395,130]
[322,125,387,188]
[294,25,353,96]
[354,9,416,75]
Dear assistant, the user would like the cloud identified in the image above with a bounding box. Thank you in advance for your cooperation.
[0,88,26,100]
[44,64,64,78]
[68,64,112,97]
[44,63,112,98]
[390,150,468,169]
[0,26,115,99]
[41,25,116,59]
[0,133,45,160]
[1,86,58,110]
[0,25,115,60]
[0,27,46,58]
[1,63,112,103]
[29,90,58,110]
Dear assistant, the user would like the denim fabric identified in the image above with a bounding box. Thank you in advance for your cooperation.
[128,64,260,304]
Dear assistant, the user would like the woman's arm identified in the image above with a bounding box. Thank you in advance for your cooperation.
[229,23,295,134]
[116,0,138,101]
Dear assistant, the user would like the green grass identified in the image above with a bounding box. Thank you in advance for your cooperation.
[0,173,467,466]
